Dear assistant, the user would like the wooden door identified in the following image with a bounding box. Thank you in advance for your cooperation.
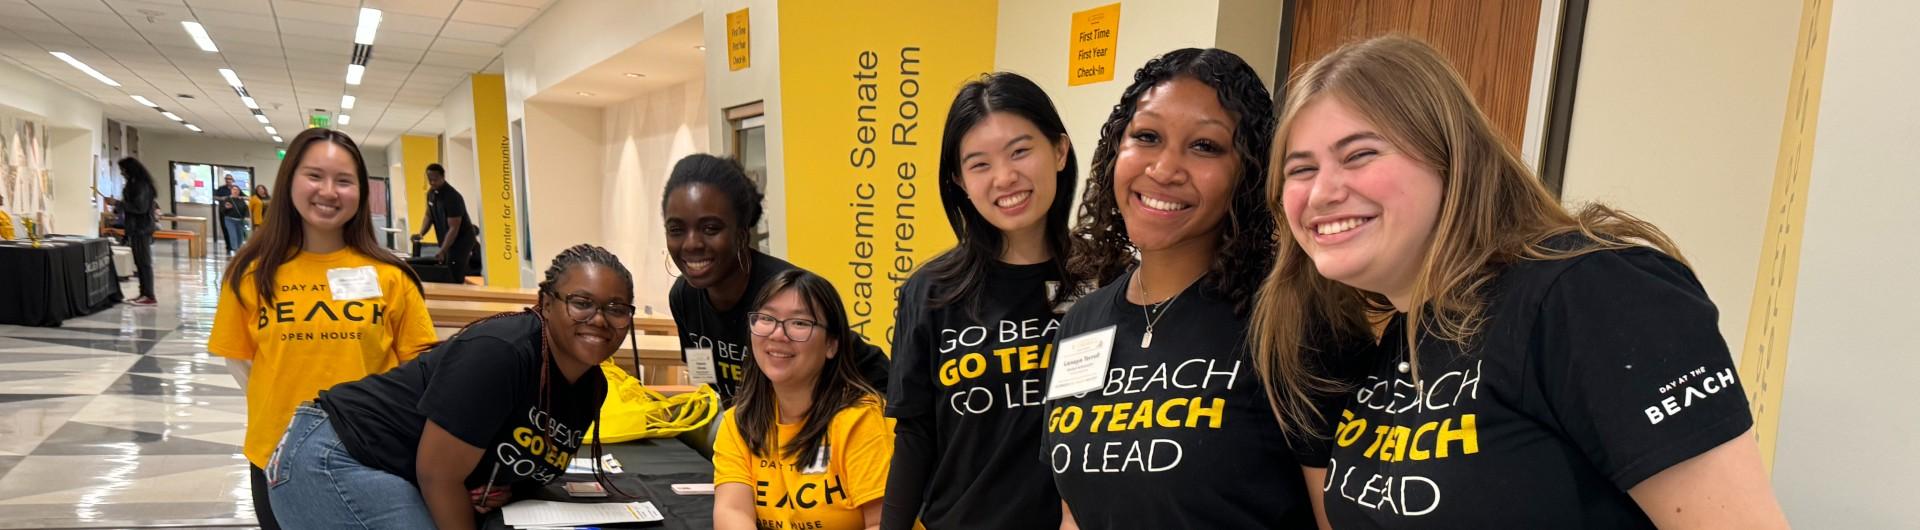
[1285,0,1542,146]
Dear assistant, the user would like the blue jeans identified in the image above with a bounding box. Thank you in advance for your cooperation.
[222,216,249,252]
[267,404,435,529]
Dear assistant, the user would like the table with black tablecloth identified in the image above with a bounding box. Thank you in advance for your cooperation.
[481,437,715,529]
[0,237,123,326]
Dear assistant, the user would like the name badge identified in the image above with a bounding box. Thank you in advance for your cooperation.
[685,347,719,386]
[1047,325,1116,401]
[327,266,383,301]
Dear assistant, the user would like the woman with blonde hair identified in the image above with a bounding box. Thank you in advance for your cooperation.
[1253,36,1787,528]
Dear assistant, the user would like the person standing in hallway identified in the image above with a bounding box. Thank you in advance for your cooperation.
[209,128,437,529]
[660,154,890,406]
[214,173,250,253]
[408,163,477,283]
[1042,48,1313,529]
[882,72,1079,530]
[1256,36,1787,529]
[250,184,270,230]
[118,158,159,306]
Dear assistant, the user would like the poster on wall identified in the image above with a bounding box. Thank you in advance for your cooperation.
[779,0,997,351]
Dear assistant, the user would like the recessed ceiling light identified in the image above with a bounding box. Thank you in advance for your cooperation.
[182,21,219,52]
[161,111,182,121]
[576,91,595,97]
[130,95,157,107]
[694,45,706,51]
[346,64,365,85]
[218,68,243,88]
[624,72,646,78]
[337,114,351,125]
[49,52,119,87]
[241,96,259,109]
[184,123,202,133]
[264,125,278,135]
[354,8,383,46]
[254,114,269,124]
[272,135,283,143]
[340,95,355,110]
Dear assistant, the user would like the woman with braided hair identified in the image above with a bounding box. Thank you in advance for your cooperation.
[265,244,638,529]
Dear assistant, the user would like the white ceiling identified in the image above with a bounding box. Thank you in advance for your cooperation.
[0,0,555,148]
[530,14,703,107]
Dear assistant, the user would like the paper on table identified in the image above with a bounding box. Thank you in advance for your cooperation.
[501,500,663,527]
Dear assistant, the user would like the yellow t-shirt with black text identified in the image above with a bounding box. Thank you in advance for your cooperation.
[714,398,906,530]
[208,248,437,467]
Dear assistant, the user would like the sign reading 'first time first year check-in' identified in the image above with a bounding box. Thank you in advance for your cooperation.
[779,0,996,354]
[1069,3,1121,86]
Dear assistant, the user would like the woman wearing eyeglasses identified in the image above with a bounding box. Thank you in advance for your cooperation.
[713,269,900,530]
[265,245,637,529]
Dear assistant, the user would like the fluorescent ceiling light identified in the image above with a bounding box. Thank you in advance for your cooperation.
[264,126,278,135]
[218,68,243,88]
[337,114,351,125]
[242,96,258,109]
[130,95,157,107]
[182,21,219,52]
[340,95,355,110]
[184,124,202,132]
[49,52,119,87]
[354,8,383,45]
[255,114,269,124]
[272,135,283,143]
[161,111,182,121]
[345,64,365,85]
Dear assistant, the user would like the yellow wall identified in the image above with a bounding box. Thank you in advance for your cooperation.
[470,73,521,287]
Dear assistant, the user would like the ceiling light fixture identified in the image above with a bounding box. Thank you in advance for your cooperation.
[264,125,278,135]
[272,135,283,143]
[624,72,646,78]
[218,68,243,88]
[182,21,219,52]
[340,95,355,110]
[345,63,365,85]
[184,123,202,132]
[49,52,120,87]
[354,8,383,46]
[694,45,706,51]
[241,96,259,109]
[576,91,595,96]
[255,114,269,124]
[130,95,157,107]
[161,111,182,121]
[337,114,351,125]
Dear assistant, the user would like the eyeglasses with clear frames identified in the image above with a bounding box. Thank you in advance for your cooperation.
[746,312,818,342]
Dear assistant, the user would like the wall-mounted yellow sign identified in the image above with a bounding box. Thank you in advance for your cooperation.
[1069,3,1121,86]
[727,8,751,71]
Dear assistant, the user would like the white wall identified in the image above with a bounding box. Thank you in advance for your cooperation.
[522,100,606,278]
[602,80,709,314]
[1558,0,1802,357]
[439,77,482,199]
[0,59,103,236]
[503,0,702,124]
[1770,1,1920,525]
[383,137,411,237]
[702,0,783,255]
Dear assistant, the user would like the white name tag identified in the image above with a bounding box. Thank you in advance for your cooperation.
[685,347,719,386]
[1047,325,1116,401]
[327,266,383,301]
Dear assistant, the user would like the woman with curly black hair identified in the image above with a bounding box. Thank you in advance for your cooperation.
[1043,48,1311,529]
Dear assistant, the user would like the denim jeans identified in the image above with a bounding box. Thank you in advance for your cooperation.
[266,404,435,529]
[222,216,248,252]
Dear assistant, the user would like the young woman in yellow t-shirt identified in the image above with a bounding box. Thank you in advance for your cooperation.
[207,127,436,530]
[250,184,270,228]
[714,269,898,530]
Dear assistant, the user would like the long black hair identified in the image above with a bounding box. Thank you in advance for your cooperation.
[924,72,1083,311]
[732,269,878,461]
[1068,48,1278,315]
[117,157,155,191]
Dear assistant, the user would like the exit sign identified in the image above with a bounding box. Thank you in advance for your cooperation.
[276,149,286,160]
[310,114,329,128]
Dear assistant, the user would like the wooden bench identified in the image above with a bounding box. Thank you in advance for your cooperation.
[425,298,678,336]
[423,282,539,305]
[100,227,199,251]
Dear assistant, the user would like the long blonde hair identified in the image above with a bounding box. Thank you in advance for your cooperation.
[1250,36,1685,438]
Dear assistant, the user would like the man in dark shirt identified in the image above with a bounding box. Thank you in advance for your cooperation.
[408,164,479,283]
[212,173,249,253]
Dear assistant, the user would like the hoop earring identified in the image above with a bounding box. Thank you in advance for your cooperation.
[662,250,681,279]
